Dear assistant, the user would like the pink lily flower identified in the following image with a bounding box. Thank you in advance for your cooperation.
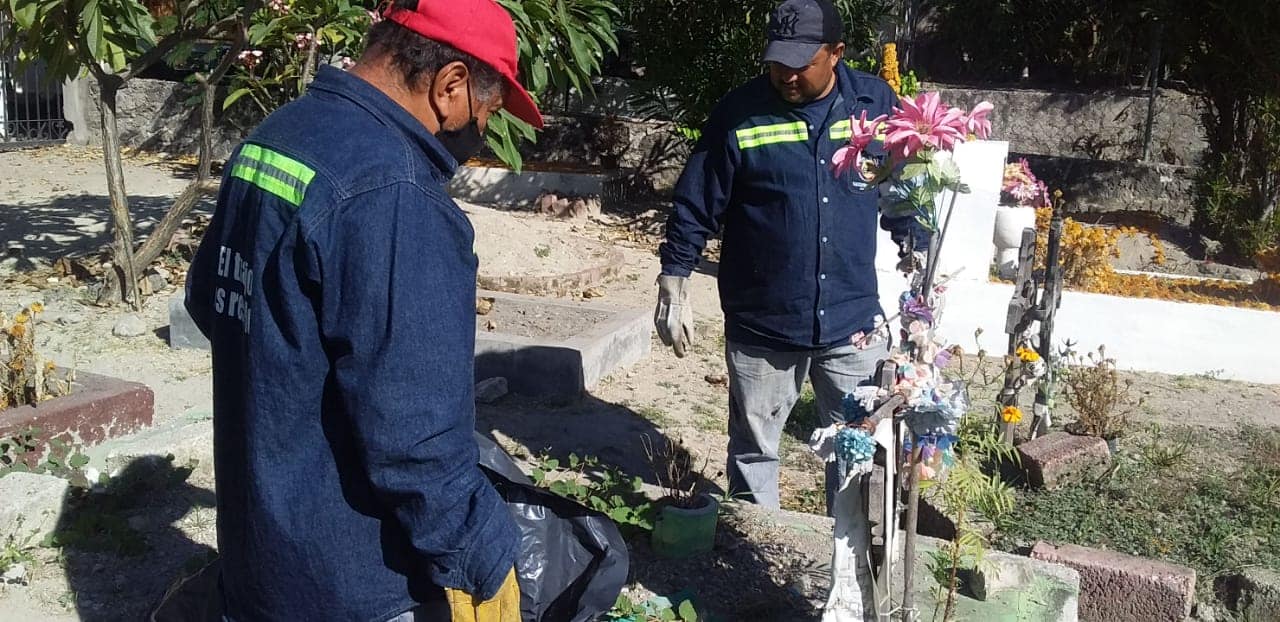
[965,101,994,140]
[831,110,887,178]
[884,92,967,161]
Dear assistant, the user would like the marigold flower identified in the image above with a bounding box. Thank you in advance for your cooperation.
[8,324,25,339]
[28,302,44,314]
[1001,405,1023,424]
[14,311,29,324]
[1016,346,1041,363]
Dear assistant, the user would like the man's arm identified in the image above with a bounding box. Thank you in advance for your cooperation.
[312,182,517,600]
[658,115,737,276]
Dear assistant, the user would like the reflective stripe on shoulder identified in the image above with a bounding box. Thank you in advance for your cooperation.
[735,120,808,150]
[230,144,317,207]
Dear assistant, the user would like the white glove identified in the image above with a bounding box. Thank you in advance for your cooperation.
[655,275,694,358]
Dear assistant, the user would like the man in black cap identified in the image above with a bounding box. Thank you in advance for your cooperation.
[655,0,926,513]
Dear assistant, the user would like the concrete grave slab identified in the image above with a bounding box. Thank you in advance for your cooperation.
[475,290,650,398]
[1032,541,1195,621]
[0,371,155,459]
[168,294,210,351]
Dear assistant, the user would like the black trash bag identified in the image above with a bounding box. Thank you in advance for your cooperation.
[150,435,629,622]
[474,431,630,622]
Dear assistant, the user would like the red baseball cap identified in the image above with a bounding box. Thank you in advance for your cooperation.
[384,0,544,129]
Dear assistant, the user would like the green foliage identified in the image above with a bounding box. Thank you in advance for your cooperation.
[531,452,656,533]
[607,594,698,622]
[994,425,1280,602]
[223,0,373,115]
[0,427,95,488]
[492,0,620,171]
[2,0,155,79]
[623,0,894,133]
[0,524,38,575]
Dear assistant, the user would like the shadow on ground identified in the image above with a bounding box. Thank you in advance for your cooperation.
[478,393,817,621]
[0,194,214,266]
[49,455,215,622]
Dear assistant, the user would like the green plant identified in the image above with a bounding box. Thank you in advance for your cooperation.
[224,0,372,115]
[533,244,552,258]
[921,416,1018,620]
[607,594,698,622]
[624,0,893,134]
[1137,425,1192,470]
[531,452,655,532]
[1061,345,1138,440]
[1,427,94,487]
[492,0,620,170]
[0,523,38,576]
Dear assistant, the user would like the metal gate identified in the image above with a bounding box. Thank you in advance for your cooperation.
[0,15,69,148]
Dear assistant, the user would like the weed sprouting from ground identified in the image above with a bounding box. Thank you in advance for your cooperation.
[993,425,1280,601]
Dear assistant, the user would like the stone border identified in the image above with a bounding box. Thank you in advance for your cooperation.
[0,371,155,458]
[474,290,651,398]
[477,245,627,297]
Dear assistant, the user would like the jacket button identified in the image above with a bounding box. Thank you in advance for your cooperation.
[822,236,829,244]
[819,309,826,316]
[820,274,827,280]
[822,197,829,203]
[820,158,826,165]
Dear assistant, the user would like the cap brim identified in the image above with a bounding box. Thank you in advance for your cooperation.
[762,40,823,70]
[502,75,544,129]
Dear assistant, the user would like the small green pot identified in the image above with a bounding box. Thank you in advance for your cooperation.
[651,495,718,559]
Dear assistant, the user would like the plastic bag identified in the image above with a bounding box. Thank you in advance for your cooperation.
[149,433,629,622]
[474,432,630,622]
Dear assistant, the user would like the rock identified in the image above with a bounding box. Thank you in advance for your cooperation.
[1217,567,1280,621]
[2,563,27,585]
[476,297,495,316]
[146,273,167,293]
[56,312,84,326]
[0,472,70,541]
[1031,541,1195,621]
[704,373,728,386]
[168,295,210,350]
[112,313,148,338]
[1017,432,1110,489]
[582,287,605,299]
[475,377,508,404]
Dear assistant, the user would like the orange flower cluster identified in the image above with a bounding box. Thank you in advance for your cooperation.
[1031,208,1280,310]
[880,43,901,95]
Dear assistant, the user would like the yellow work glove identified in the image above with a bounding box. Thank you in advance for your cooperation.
[445,568,521,622]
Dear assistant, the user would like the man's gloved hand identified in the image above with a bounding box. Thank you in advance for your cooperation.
[445,568,521,622]
[655,275,694,357]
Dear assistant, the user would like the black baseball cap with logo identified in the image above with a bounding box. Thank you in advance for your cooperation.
[762,0,845,69]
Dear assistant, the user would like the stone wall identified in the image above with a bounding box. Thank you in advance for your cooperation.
[926,82,1207,166]
[64,76,1205,220]
[68,77,248,160]
[1017,153,1196,225]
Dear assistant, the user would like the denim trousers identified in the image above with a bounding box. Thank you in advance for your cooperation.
[725,338,887,513]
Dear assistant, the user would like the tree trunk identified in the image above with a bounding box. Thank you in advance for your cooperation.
[96,79,142,310]
[133,24,247,270]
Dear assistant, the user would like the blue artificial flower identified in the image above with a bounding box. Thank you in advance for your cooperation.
[835,427,876,465]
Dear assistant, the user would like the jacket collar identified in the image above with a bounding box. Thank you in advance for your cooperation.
[308,66,459,180]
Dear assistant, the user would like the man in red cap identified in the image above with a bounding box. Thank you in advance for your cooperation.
[185,1,541,620]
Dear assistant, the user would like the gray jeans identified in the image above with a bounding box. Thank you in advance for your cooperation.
[725,338,887,513]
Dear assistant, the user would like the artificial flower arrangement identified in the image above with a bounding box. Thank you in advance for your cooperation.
[809,93,998,621]
[813,91,995,482]
[1002,157,1052,209]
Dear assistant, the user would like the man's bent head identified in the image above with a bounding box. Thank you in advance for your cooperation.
[763,0,846,104]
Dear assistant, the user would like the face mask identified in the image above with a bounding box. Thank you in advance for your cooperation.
[436,83,485,164]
